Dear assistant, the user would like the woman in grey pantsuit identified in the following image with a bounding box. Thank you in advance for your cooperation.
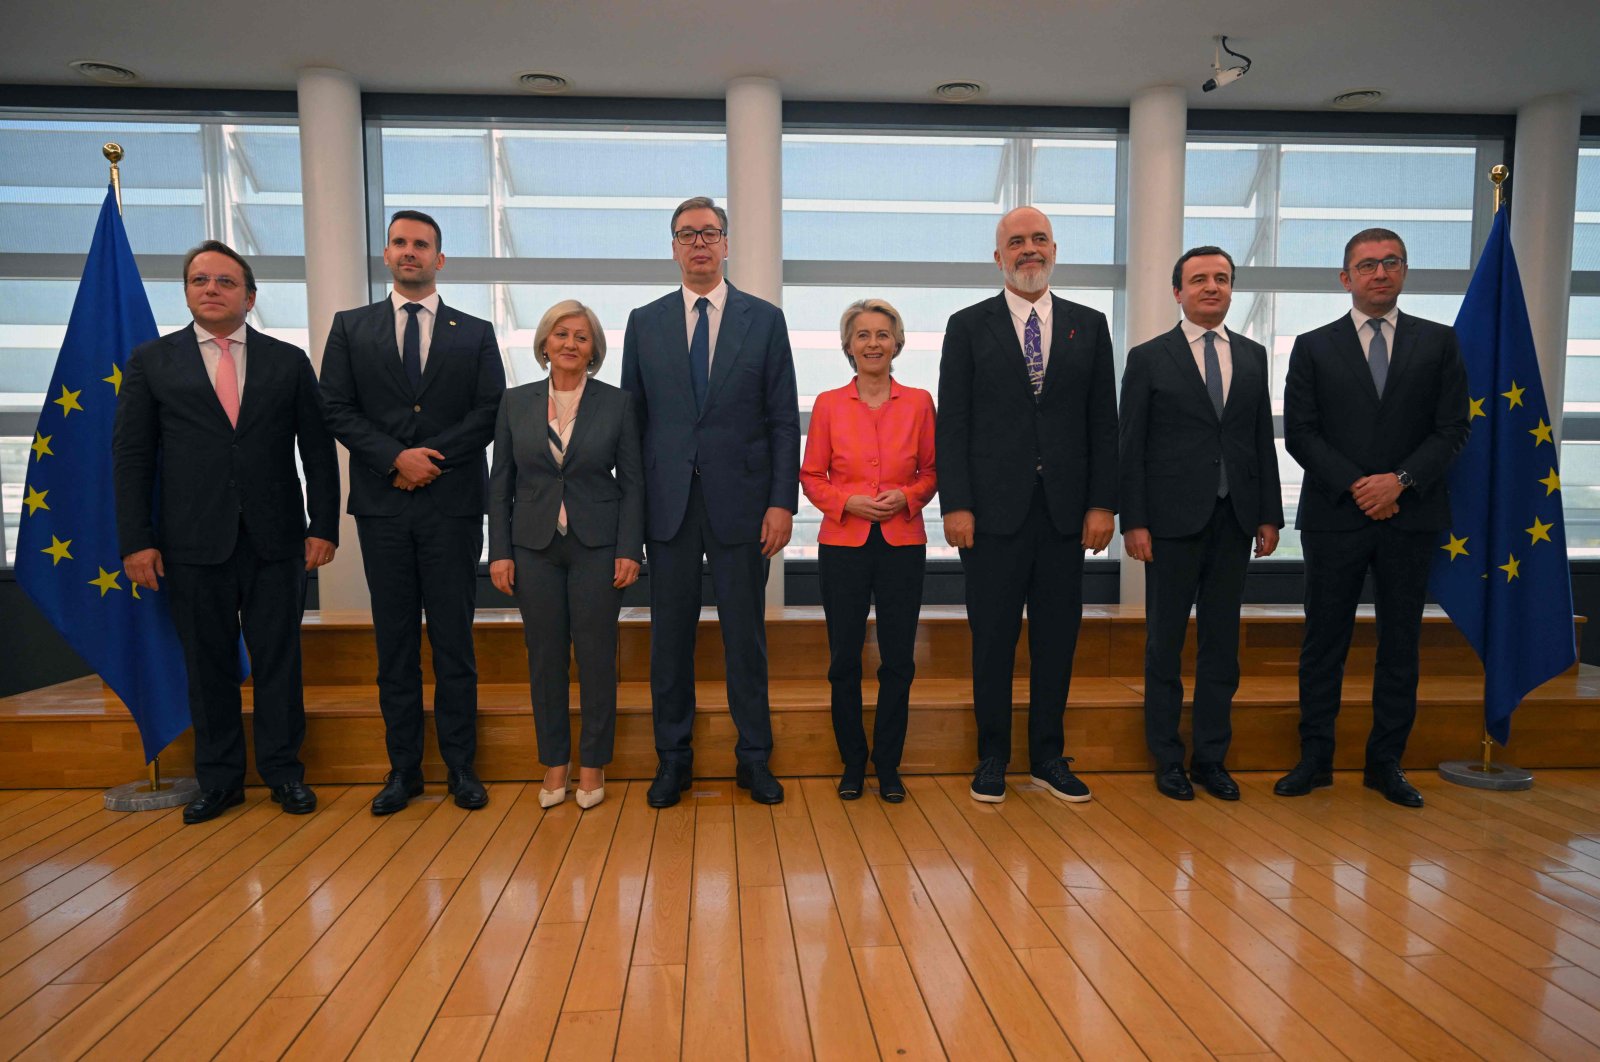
[489,300,643,810]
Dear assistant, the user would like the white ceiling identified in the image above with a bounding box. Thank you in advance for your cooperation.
[4,0,1599,113]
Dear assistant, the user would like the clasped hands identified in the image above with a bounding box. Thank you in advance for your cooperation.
[392,447,445,491]
[1351,473,1403,520]
[843,490,909,525]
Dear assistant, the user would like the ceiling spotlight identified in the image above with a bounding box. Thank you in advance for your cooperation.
[1331,88,1386,110]
[933,80,985,102]
[1201,36,1251,93]
[517,72,570,94]
[69,60,139,84]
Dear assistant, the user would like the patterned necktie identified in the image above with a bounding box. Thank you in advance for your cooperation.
[213,336,240,428]
[1023,309,1044,396]
[1368,317,1389,397]
[689,296,711,411]
[402,302,423,390]
[1203,330,1228,497]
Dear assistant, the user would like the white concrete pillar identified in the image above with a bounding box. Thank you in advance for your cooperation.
[1509,93,1581,446]
[725,76,788,608]
[297,67,371,611]
[1120,84,1189,605]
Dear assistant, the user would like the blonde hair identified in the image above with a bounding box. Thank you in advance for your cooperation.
[838,298,906,369]
[533,299,607,375]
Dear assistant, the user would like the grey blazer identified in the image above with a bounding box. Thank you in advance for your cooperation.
[488,377,644,561]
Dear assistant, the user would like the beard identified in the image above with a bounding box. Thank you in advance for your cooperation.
[1005,258,1052,294]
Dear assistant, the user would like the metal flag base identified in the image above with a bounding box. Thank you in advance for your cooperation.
[104,775,198,810]
[1439,760,1534,791]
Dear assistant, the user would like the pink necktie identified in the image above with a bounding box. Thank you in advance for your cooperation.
[214,336,240,428]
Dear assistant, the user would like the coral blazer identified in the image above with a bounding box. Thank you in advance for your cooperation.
[800,378,937,546]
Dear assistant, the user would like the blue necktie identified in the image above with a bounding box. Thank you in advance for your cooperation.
[1023,309,1044,396]
[689,296,710,412]
[402,302,422,391]
[1368,317,1389,397]
[1204,330,1228,498]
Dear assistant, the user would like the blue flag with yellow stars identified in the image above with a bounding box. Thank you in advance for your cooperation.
[1428,206,1575,746]
[14,187,192,763]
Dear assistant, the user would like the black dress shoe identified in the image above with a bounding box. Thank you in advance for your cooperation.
[1364,764,1424,808]
[183,788,244,824]
[736,761,785,804]
[1274,760,1333,797]
[646,760,693,808]
[1155,764,1194,801]
[837,765,866,801]
[1190,762,1240,801]
[876,768,906,804]
[270,780,317,814]
[447,767,488,810]
[371,770,424,816]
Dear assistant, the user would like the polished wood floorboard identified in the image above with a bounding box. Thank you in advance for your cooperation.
[3,771,1600,1059]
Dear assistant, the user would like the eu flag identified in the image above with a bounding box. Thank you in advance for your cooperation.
[1428,206,1575,745]
[14,187,192,763]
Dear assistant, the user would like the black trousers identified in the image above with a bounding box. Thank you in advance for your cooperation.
[646,475,772,767]
[1298,522,1435,768]
[512,535,621,768]
[961,482,1085,768]
[1143,498,1253,769]
[165,523,306,791]
[817,523,926,772]
[355,499,482,775]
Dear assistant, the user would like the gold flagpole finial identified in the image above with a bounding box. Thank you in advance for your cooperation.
[103,142,124,216]
[1490,164,1509,214]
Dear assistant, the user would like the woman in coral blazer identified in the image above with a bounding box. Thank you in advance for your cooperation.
[800,298,936,803]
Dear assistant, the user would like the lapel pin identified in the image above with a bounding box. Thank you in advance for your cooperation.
[1069,328,1076,340]
[449,320,457,326]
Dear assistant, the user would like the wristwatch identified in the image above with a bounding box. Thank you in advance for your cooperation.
[1395,469,1414,489]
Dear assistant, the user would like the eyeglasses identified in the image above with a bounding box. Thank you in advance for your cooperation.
[187,273,243,290]
[1351,256,1406,276]
[674,227,725,246]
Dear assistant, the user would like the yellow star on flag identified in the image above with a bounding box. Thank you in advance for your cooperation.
[30,432,53,460]
[52,385,83,417]
[1501,381,1526,409]
[1468,396,1487,420]
[1529,419,1554,446]
[89,567,122,596]
[22,485,49,515]
[41,536,72,565]
[103,363,123,395]
[1526,517,1554,545]
[1499,554,1521,582]
[1441,533,1470,560]
[1540,468,1562,496]
[131,584,142,600]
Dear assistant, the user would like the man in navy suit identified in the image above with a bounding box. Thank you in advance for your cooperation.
[319,210,506,816]
[621,196,801,807]
[115,241,339,824]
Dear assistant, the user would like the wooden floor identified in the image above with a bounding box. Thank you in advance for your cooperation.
[3,772,1600,1061]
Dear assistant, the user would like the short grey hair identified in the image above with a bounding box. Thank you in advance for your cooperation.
[670,196,728,235]
[532,299,607,375]
[838,298,907,369]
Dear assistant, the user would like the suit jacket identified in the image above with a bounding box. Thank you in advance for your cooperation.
[936,292,1119,536]
[620,283,801,544]
[487,378,644,561]
[1284,310,1469,532]
[800,378,937,546]
[113,325,340,565]
[318,297,506,518]
[1119,324,1284,539]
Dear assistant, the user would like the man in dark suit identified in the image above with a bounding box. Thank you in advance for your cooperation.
[1119,246,1284,802]
[319,210,506,815]
[1278,227,1469,807]
[115,240,339,824]
[937,206,1119,806]
[621,196,801,807]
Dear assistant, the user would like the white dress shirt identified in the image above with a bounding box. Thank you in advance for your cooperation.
[1180,317,1232,403]
[681,280,728,370]
[391,290,441,371]
[1350,306,1399,362]
[194,322,248,398]
[1003,286,1053,370]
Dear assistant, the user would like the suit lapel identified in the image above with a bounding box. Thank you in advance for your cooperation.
[1331,314,1381,406]
[1380,311,1419,408]
[1040,296,1073,398]
[655,292,698,413]
[233,326,270,433]
[563,381,602,467]
[984,295,1034,397]
[178,327,236,433]
[1163,325,1217,422]
[1220,326,1255,419]
[369,298,414,397]
[415,300,457,398]
[701,285,752,419]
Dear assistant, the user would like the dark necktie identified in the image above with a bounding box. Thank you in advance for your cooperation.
[1368,317,1389,397]
[689,296,710,412]
[1204,330,1228,497]
[402,302,423,390]
[1023,309,1045,396]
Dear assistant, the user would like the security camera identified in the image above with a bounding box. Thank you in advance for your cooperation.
[1202,36,1252,93]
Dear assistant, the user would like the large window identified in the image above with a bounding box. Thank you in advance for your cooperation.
[1563,145,1600,555]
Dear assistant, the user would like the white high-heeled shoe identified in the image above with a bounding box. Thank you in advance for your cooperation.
[575,771,605,810]
[539,769,569,808]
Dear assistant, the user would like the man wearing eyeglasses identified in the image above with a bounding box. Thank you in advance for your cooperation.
[1278,227,1469,807]
[621,196,801,807]
[114,240,340,823]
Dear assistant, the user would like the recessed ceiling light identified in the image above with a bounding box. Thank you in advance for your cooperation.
[69,60,139,84]
[517,72,570,94]
[1331,88,1385,110]
[933,80,984,102]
